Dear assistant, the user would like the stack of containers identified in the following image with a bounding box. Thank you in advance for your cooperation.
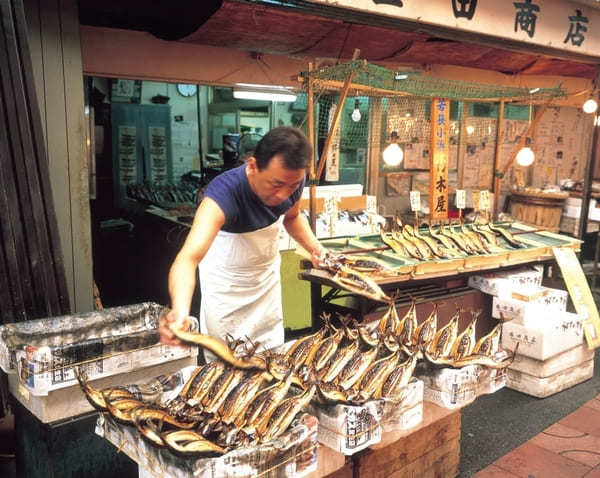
[469,266,592,398]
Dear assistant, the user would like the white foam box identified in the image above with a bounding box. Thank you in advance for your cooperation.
[313,378,423,455]
[14,341,198,396]
[492,287,568,327]
[7,355,197,423]
[509,344,595,378]
[501,312,584,361]
[419,365,506,410]
[563,197,600,221]
[507,359,594,398]
[467,265,543,297]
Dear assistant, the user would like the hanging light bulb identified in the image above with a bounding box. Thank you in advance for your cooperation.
[351,99,361,122]
[383,131,403,166]
[583,97,598,114]
[516,138,535,167]
[466,125,475,135]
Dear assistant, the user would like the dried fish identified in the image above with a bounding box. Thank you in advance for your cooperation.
[259,384,316,441]
[380,353,418,400]
[161,430,226,456]
[413,304,438,351]
[473,324,502,357]
[284,327,326,371]
[318,339,360,383]
[353,350,401,402]
[487,223,525,248]
[427,309,459,358]
[451,314,478,360]
[336,344,379,390]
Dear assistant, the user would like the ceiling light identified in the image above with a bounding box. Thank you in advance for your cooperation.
[351,99,362,122]
[395,73,409,80]
[583,97,598,114]
[516,138,535,167]
[233,83,297,102]
[383,131,403,166]
[529,87,540,94]
[466,125,475,135]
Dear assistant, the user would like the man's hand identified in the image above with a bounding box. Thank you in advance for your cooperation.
[158,309,191,347]
[310,247,329,269]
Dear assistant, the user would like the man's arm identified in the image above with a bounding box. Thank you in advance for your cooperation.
[283,200,326,265]
[159,197,225,344]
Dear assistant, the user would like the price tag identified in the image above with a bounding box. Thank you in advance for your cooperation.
[480,190,490,211]
[409,191,421,212]
[366,195,377,215]
[472,190,480,212]
[324,195,338,216]
[455,189,466,209]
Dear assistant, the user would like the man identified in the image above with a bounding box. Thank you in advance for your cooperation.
[160,127,325,355]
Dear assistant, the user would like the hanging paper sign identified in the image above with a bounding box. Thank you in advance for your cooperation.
[553,247,600,349]
[118,125,137,186]
[324,194,338,216]
[148,126,168,184]
[366,195,377,215]
[409,191,421,212]
[480,190,491,212]
[472,190,481,212]
[455,189,466,209]
[325,103,340,182]
[429,98,450,220]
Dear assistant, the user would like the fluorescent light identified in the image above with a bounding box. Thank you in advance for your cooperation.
[529,87,540,94]
[233,83,297,102]
[395,73,409,80]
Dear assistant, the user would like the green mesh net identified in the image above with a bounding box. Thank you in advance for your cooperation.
[294,60,565,192]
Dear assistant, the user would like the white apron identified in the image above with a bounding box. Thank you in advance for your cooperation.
[198,219,284,360]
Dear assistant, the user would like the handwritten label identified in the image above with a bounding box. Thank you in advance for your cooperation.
[366,195,377,215]
[472,190,480,212]
[455,189,466,209]
[324,194,338,216]
[480,190,491,211]
[409,191,421,212]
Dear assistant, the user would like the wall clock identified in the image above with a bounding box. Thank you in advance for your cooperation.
[177,84,198,97]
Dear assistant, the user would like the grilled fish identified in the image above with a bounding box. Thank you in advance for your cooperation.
[284,327,326,371]
[413,304,438,351]
[427,309,459,358]
[259,384,317,441]
[451,315,478,360]
[473,324,502,357]
[161,430,226,456]
[380,353,418,400]
[336,344,380,390]
[318,339,360,383]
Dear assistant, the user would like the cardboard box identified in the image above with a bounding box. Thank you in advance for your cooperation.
[492,287,568,326]
[418,364,506,410]
[467,266,543,297]
[559,215,600,235]
[8,356,197,423]
[313,379,423,455]
[509,344,595,378]
[507,359,594,398]
[501,312,584,361]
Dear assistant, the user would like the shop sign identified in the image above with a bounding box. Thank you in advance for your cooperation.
[552,246,600,349]
[148,126,168,184]
[326,103,340,182]
[304,0,600,58]
[430,98,449,220]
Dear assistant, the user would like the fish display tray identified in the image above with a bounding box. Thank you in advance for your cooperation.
[507,359,594,398]
[96,366,318,478]
[0,302,198,395]
[509,344,595,378]
[501,312,584,361]
[299,223,579,295]
[8,356,198,423]
[311,378,423,455]
[417,364,506,410]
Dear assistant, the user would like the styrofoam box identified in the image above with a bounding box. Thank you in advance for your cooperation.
[501,312,584,361]
[467,265,543,297]
[509,344,595,378]
[507,359,594,398]
[15,341,198,396]
[492,287,568,326]
[8,355,197,423]
[563,198,600,221]
[314,378,423,455]
[419,365,506,410]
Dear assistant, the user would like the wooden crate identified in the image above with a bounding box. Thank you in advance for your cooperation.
[354,403,461,478]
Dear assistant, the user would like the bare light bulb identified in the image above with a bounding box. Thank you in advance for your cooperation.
[466,125,475,135]
[583,98,598,114]
[516,146,535,166]
[351,99,361,122]
[383,143,403,166]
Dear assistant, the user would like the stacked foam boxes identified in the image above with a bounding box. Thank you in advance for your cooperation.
[492,287,592,398]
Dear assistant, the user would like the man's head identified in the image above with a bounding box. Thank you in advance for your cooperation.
[246,127,312,207]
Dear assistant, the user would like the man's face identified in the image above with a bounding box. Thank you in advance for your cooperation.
[246,155,306,207]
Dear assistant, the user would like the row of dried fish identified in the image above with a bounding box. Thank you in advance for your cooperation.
[380,220,525,263]
[75,359,315,456]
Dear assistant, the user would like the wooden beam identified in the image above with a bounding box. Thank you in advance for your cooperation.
[366,97,382,196]
[492,99,505,219]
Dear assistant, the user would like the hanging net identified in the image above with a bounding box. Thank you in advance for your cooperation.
[293,60,567,195]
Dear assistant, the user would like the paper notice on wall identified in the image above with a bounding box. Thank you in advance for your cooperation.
[118,125,137,186]
[552,246,600,350]
[325,103,340,182]
[148,126,168,184]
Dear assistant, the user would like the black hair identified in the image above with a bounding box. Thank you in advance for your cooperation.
[253,126,312,171]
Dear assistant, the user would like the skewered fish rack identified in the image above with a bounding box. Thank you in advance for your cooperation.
[299,222,581,328]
